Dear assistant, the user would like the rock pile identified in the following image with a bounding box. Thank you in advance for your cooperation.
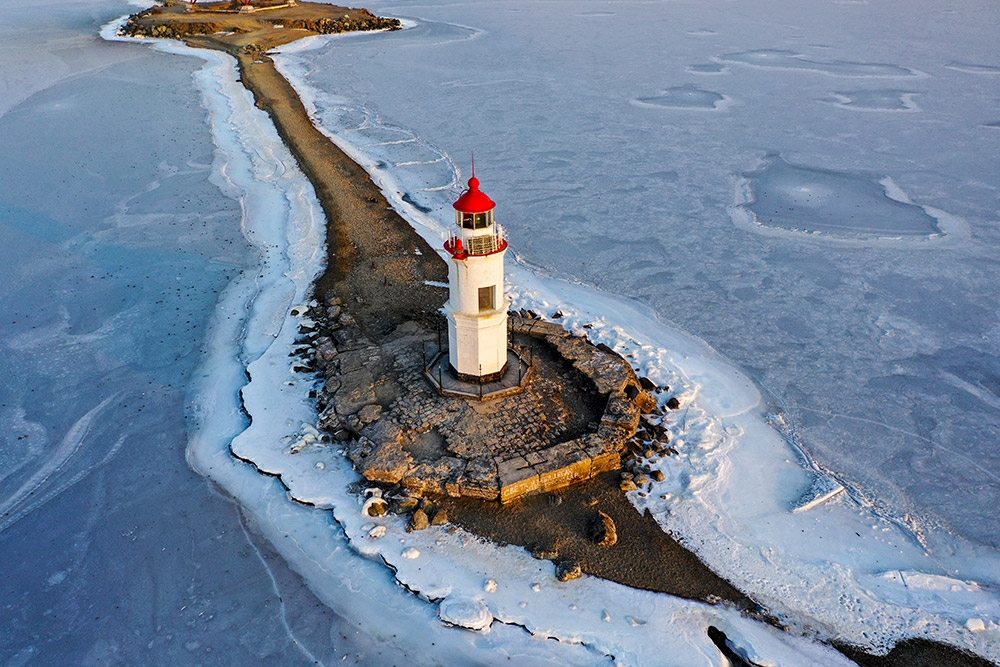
[617,399,679,493]
[286,15,401,34]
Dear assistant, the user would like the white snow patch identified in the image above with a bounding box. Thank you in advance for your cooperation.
[438,595,493,631]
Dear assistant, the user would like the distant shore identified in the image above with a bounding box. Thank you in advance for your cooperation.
[118,5,995,665]
[119,0,401,51]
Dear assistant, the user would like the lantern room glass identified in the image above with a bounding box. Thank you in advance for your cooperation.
[460,210,494,230]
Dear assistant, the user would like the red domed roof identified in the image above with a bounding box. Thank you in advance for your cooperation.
[453,176,496,214]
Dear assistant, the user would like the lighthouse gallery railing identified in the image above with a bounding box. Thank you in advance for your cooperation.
[446,225,506,257]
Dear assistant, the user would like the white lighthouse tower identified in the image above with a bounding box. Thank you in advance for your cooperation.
[444,171,510,382]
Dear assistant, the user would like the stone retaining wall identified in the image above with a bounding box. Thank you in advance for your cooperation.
[309,296,658,503]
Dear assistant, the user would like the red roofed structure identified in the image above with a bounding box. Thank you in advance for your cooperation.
[453,176,496,214]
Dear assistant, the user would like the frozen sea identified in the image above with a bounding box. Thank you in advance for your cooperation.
[2,0,999,664]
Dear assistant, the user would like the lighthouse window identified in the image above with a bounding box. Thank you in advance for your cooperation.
[478,285,495,312]
[462,212,491,230]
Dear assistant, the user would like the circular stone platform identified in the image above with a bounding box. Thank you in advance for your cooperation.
[313,305,658,503]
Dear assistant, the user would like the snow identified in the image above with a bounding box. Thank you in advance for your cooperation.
[438,595,494,631]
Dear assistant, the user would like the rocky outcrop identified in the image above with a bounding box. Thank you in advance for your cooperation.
[305,292,661,503]
[286,15,401,34]
[118,4,401,41]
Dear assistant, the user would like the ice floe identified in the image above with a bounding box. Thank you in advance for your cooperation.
[633,84,732,111]
[718,49,922,78]
[825,90,920,112]
[730,153,969,243]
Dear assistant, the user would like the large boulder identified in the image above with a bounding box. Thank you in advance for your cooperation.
[555,560,582,582]
[347,433,413,485]
[587,510,618,547]
[408,508,429,531]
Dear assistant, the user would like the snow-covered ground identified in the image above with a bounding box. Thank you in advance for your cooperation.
[2,0,999,664]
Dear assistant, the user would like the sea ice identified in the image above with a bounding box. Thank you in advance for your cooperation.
[718,49,920,77]
[945,62,1000,74]
[687,62,728,74]
[0,5,377,663]
[732,154,948,239]
[826,90,920,112]
[633,84,730,110]
[262,3,1000,660]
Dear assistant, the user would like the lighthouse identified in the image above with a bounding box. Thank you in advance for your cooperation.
[444,171,510,382]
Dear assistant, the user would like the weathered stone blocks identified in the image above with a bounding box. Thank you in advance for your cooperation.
[334,368,377,416]
[496,456,540,503]
[348,436,412,485]
[318,308,652,503]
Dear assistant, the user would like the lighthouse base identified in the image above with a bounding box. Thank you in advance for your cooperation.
[452,361,509,385]
[425,348,531,401]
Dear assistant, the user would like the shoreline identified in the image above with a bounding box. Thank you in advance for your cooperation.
[117,7,995,666]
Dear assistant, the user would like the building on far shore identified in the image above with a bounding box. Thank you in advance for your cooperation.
[443,172,510,383]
